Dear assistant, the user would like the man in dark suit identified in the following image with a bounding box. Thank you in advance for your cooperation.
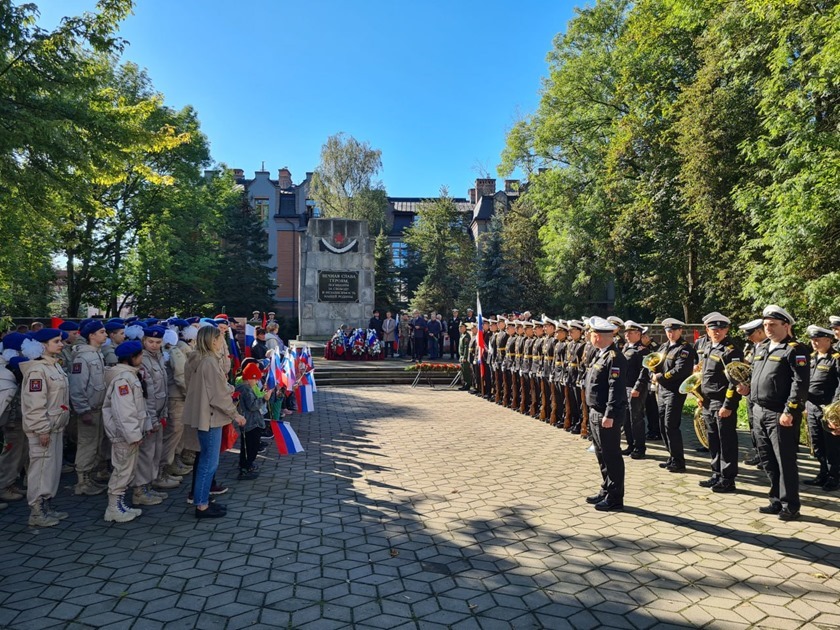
[448,309,462,360]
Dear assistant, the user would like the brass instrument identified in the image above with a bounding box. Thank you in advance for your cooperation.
[822,402,840,435]
[679,373,709,448]
[724,360,752,386]
[642,352,665,372]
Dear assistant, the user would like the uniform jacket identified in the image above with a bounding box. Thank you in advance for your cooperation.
[494,331,509,368]
[521,336,535,375]
[580,343,598,387]
[0,361,18,427]
[141,350,169,429]
[657,338,696,393]
[20,356,70,436]
[102,342,118,367]
[183,352,238,431]
[381,317,396,342]
[749,336,810,414]
[808,349,840,406]
[503,334,517,370]
[512,334,525,372]
[488,330,498,367]
[530,336,545,376]
[102,363,145,443]
[565,339,585,386]
[553,339,568,384]
[69,343,106,414]
[467,335,478,364]
[59,339,83,374]
[458,334,471,363]
[584,343,628,418]
[698,336,742,409]
[542,337,556,379]
[622,341,650,394]
[167,341,191,400]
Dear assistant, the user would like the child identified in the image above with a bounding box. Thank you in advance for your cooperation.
[102,341,146,523]
[235,363,270,479]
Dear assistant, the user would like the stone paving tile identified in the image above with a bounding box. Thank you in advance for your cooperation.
[1,385,840,629]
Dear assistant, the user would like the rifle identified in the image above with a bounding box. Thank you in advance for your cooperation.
[580,389,589,438]
[549,381,558,425]
[539,379,548,421]
[563,385,572,430]
[511,372,520,409]
[519,374,529,415]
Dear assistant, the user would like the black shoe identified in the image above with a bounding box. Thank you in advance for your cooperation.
[778,508,800,521]
[238,468,259,480]
[570,427,581,435]
[759,503,783,515]
[699,476,721,488]
[646,434,662,441]
[711,480,736,494]
[743,455,760,466]
[667,463,687,473]
[756,462,766,470]
[804,474,828,486]
[594,499,624,512]
[586,493,607,505]
[822,478,840,492]
[256,443,266,453]
[658,460,673,469]
[195,504,226,519]
[695,446,710,453]
[630,451,646,460]
[621,447,633,456]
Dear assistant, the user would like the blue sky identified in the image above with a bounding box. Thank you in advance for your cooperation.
[36,1,578,198]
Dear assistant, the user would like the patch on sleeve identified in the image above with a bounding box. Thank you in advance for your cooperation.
[29,379,42,392]
[72,362,82,374]
[610,367,620,378]
[680,349,690,358]
[795,355,807,367]
[118,384,130,396]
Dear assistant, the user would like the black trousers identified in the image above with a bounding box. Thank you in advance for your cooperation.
[806,402,840,480]
[568,385,583,429]
[449,334,459,359]
[755,404,800,512]
[703,399,739,480]
[624,387,648,453]
[239,427,262,471]
[589,408,625,502]
[658,389,687,466]
[413,338,425,361]
[483,366,493,397]
[645,388,660,436]
[746,400,759,452]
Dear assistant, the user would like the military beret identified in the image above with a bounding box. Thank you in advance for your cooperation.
[214,318,230,326]
[762,304,795,325]
[115,340,143,358]
[587,316,618,333]
[108,318,125,325]
[125,316,140,325]
[168,318,191,330]
[81,320,105,338]
[215,314,229,321]
[829,316,840,327]
[186,316,200,325]
[1,332,29,351]
[143,326,166,339]
[623,320,645,332]
[661,318,685,329]
[807,325,833,339]
[145,318,160,327]
[32,328,62,343]
[7,356,28,371]
[58,321,79,332]
[105,321,125,332]
[738,319,764,334]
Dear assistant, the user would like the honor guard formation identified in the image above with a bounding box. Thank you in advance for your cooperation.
[458,306,840,519]
[0,314,297,526]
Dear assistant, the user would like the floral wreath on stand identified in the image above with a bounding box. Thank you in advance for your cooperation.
[366,329,382,357]
[329,328,347,356]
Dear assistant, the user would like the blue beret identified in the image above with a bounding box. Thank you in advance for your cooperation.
[60,331,68,341]
[143,326,166,339]
[107,318,125,325]
[79,318,94,330]
[1,332,29,351]
[32,328,62,343]
[200,318,218,327]
[125,316,139,325]
[105,321,125,332]
[8,356,29,370]
[114,340,143,358]
[169,318,190,330]
[214,318,229,326]
[81,320,105,338]
[186,316,200,324]
[145,318,160,327]
[58,321,79,332]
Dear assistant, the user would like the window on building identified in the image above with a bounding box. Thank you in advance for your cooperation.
[391,241,408,268]
[306,199,321,218]
[254,197,270,227]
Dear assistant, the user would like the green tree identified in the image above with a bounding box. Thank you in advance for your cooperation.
[403,187,473,314]
[310,133,390,234]
[373,230,397,312]
[474,211,517,313]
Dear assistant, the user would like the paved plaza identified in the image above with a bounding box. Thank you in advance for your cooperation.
[1,386,840,629]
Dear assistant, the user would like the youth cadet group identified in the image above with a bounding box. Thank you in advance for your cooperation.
[0,313,283,528]
[458,306,840,520]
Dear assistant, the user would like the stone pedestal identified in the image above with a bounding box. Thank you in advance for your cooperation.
[298,219,375,339]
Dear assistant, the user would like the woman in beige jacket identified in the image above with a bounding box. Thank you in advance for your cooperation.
[183,325,244,518]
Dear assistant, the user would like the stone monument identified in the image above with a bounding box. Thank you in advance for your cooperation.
[298,218,375,339]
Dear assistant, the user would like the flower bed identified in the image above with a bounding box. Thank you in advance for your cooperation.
[404,362,460,372]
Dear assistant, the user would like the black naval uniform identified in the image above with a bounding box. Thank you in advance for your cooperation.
[541,334,557,420]
[806,349,840,487]
[494,328,509,405]
[520,335,535,414]
[622,340,650,455]
[565,338,585,431]
[698,337,743,485]
[749,336,810,514]
[503,333,517,408]
[552,336,568,426]
[584,342,628,507]
[656,338,696,469]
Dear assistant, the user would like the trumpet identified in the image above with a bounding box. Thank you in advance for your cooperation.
[724,360,752,386]
[642,352,665,372]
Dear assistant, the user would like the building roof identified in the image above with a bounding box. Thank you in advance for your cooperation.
[389,197,472,214]
[472,196,496,222]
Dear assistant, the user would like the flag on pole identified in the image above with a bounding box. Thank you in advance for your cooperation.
[270,420,304,455]
[244,324,255,358]
[51,317,64,329]
[476,293,485,380]
[262,312,267,329]
[228,328,241,374]
[394,314,400,354]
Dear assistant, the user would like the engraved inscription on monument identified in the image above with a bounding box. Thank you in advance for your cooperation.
[318,271,359,303]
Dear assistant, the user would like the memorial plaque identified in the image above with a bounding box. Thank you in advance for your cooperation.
[318,271,359,303]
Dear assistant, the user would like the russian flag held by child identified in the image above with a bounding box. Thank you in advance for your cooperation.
[270,420,304,455]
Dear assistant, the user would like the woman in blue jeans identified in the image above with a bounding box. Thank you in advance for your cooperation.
[183,325,245,518]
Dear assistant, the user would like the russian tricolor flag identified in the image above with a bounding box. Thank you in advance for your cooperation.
[270,420,304,455]
[476,293,485,380]
[245,324,255,358]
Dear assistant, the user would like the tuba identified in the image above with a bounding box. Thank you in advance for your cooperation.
[679,373,709,448]
[822,402,840,435]
[724,360,752,386]
[642,352,665,372]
